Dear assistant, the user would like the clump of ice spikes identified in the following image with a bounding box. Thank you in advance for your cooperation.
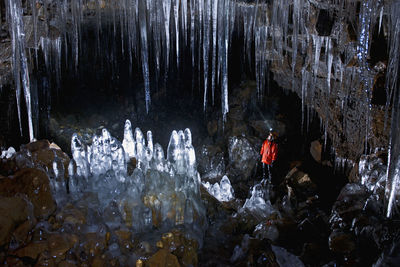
[241,182,277,219]
[66,120,206,241]
[202,175,234,202]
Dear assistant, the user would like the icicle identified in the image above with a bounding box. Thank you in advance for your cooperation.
[385,0,400,218]
[139,0,151,113]
[326,38,333,93]
[312,34,322,80]
[190,0,196,69]
[220,0,229,123]
[173,0,180,68]
[378,5,383,34]
[8,0,34,141]
[163,0,171,69]
[181,0,188,43]
[211,0,219,104]
[203,0,211,111]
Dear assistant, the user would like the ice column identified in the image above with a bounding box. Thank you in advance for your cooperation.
[7,0,34,141]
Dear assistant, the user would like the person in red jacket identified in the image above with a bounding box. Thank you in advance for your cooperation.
[260,131,278,180]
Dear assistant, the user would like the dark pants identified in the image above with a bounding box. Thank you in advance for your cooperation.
[262,163,272,181]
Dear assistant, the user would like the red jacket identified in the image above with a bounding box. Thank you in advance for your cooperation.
[260,139,278,165]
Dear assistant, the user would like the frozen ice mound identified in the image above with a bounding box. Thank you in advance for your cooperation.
[59,120,206,243]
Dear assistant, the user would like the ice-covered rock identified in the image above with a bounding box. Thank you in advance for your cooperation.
[241,183,276,219]
[359,154,387,192]
[228,136,258,181]
[196,145,225,180]
[271,245,305,267]
[1,147,16,159]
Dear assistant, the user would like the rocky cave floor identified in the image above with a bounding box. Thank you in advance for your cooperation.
[1,80,400,266]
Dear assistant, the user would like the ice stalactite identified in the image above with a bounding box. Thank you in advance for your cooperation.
[385,0,400,218]
[203,0,211,111]
[139,0,151,113]
[211,0,219,104]
[7,0,34,141]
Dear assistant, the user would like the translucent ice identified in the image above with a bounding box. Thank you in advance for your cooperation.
[1,147,16,159]
[203,175,234,202]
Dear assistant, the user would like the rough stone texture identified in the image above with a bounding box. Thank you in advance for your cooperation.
[18,140,70,179]
[227,136,259,182]
[146,248,181,267]
[0,196,32,247]
[0,168,56,219]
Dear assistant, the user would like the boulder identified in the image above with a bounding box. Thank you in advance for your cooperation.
[146,248,180,267]
[227,136,258,182]
[328,229,355,254]
[196,145,225,181]
[0,196,32,247]
[310,140,322,163]
[17,140,70,180]
[0,168,56,219]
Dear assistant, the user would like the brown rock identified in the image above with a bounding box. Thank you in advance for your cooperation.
[146,248,181,267]
[48,234,76,259]
[35,251,56,267]
[56,204,86,226]
[0,196,32,247]
[310,140,322,163]
[14,241,48,259]
[11,219,36,248]
[5,256,25,266]
[83,233,106,257]
[58,260,78,267]
[21,140,50,153]
[328,230,356,254]
[32,146,70,179]
[0,168,56,219]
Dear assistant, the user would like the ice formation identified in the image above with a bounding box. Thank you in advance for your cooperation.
[62,120,206,238]
[203,175,234,202]
[241,182,276,219]
[4,0,400,216]
[0,147,16,159]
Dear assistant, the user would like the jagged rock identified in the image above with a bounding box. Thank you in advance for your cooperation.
[284,167,317,200]
[310,140,322,163]
[17,140,70,180]
[227,136,258,182]
[0,168,56,219]
[328,229,356,254]
[196,145,225,181]
[0,196,32,247]
[55,204,87,226]
[146,248,180,267]
[329,183,369,230]
[13,241,48,259]
[48,234,79,259]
